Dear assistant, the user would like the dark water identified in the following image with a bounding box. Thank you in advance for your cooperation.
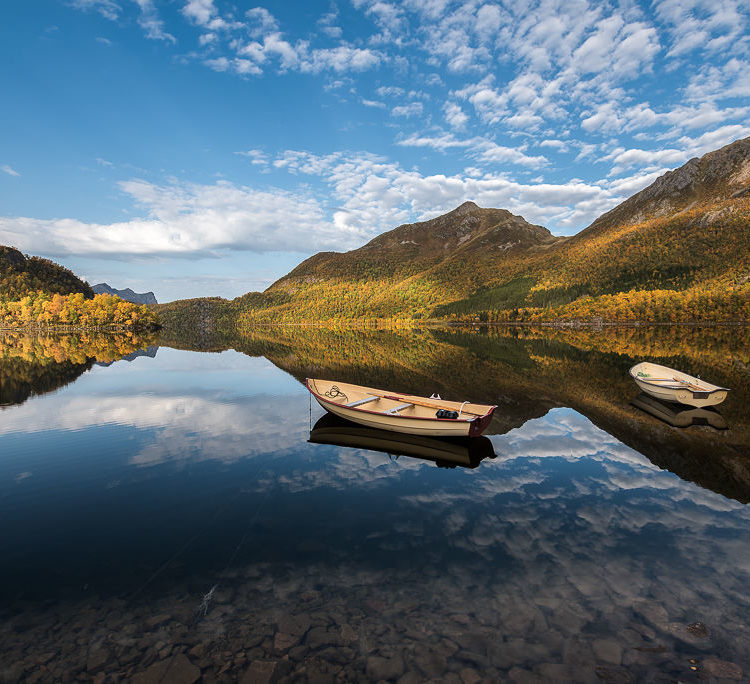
[1,327,749,683]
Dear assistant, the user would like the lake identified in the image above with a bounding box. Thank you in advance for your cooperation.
[1,326,749,683]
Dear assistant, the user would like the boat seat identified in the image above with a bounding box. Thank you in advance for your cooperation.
[346,396,380,408]
[384,402,413,415]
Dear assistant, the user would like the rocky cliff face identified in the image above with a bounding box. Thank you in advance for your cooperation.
[92,283,157,305]
[580,136,750,238]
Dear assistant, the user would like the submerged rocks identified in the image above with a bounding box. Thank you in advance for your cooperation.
[1,561,748,683]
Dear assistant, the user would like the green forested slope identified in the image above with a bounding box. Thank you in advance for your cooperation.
[0,246,94,301]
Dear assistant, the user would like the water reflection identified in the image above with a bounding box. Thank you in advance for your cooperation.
[632,393,728,429]
[0,328,749,682]
[309,413,497,469]
[0,332,158,407]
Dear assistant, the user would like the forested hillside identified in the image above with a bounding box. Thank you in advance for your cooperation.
[0,246,159,331]
[0,246,94,300]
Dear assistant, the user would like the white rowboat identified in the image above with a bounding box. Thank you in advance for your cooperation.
[306,378,496,437]
[629,362,729,408]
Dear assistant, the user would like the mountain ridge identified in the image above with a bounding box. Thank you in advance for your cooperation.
[92,283,158,306]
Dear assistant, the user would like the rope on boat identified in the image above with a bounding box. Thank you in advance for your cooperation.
[324,385,348,402]
[458,401,469,418]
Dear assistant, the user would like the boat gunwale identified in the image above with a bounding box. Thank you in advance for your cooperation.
[305,378,497,425]
[628,362,730,395]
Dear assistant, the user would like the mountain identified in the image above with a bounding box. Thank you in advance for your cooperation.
[0,245,94,300]
[92,283,157,305]
[159,136,750,328]
[436,136,750,322]
[273,202,559,291]
[229,202,564,323]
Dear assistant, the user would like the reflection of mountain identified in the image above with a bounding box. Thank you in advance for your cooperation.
[0,356,93,408]
[160,324,750,503]
[309,413,497,469]
[95,346,159,367]
[0,333,158,407]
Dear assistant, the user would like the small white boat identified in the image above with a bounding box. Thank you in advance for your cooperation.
[629,362,729,408]
[306,378,496,437]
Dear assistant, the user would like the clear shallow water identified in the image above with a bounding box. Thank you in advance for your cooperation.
[1,332,749,683]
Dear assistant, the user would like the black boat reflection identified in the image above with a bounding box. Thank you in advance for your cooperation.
[309,413,497,469]
[631,393,728,429]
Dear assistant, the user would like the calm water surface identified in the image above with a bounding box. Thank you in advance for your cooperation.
[1,327,749,683]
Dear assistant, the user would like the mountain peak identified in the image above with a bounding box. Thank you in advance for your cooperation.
[270,202,558,293]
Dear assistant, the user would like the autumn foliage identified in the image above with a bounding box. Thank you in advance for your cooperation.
[0,291,159,331]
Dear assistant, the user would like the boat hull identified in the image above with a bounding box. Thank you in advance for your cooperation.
[629,362,729,408]
[306,379,496,437]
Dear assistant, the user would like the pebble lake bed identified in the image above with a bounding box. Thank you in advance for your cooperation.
[1,330,749,683]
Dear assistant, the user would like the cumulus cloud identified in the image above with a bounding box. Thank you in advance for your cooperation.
[391,102,423,117]
[443,101,468,129]
[0,179,367,257]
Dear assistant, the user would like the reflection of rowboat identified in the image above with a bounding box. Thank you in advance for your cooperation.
[306,378,496,437]
[629,362,729,408]
[309,413,497,469]
[631,393,728,429]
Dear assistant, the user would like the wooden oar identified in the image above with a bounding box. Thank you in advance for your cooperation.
[672,377,705,391]
[364,390,484,416]
[642,377,705,391]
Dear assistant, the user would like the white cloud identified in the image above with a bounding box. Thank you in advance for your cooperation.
[0,179,367,257]
[376,85,405,98]
[396,132,547,169]
[269,148,620,235]
[654,0,750,59]
[300,46,382,73]
[361,98,387,108]
[540,139,569,152]
[1,164,20,177]
[677,125,750,156]
[603,147,687,176]
[684,58,750,102]
[133,0,175,43]
[444,102,468,129]
[391,102,423,117]
[70,0,120,21]
[474,142,547,169]
[236,149,269,166]
[182,0,217,26]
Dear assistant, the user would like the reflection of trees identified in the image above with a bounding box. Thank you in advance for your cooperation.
[163,324,750,502]
[0,332,158,407]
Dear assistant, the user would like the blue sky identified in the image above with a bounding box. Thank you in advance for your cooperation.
[1,0,749,302]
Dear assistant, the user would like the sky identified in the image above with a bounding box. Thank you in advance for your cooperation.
[1,0,749,302]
